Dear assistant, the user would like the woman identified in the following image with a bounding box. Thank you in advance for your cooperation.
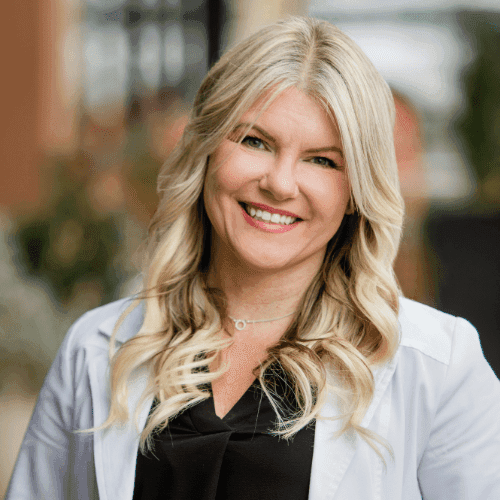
[7,17,500,500]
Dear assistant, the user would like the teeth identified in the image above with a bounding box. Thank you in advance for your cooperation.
[243,204,298,225]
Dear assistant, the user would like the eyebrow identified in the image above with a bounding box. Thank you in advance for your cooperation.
[234,123,275,143]
[234,122,344,157]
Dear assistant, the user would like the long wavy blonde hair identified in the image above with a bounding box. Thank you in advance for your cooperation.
[104,17,404,455]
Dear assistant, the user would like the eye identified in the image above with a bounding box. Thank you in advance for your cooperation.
[310,156,339,169]
[241,135,266,150]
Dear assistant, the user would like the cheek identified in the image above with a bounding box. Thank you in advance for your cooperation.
[210,152,260,194]
[309,173,351,220]
[206,150,235,194]
[216,168,240,192]
[204,153,232,203]
[203,156,242,224]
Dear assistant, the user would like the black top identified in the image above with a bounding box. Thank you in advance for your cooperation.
[133,374,315,500]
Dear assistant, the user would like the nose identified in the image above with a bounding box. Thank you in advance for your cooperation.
[258,153,300,201]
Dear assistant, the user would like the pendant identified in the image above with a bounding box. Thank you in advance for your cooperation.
[233,319,247,330]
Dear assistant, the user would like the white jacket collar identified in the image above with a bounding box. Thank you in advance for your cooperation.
[97,298,145,344]
[94,297,399,499]
[309,352,398,499]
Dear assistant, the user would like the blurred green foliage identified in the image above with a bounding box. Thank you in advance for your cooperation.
[456,11,500,204]
[15,157,122,305]
[123,123,162,218]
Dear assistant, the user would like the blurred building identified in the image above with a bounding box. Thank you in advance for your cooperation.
[310,0,479,204]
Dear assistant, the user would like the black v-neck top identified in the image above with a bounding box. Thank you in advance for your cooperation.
[132,375,316,500]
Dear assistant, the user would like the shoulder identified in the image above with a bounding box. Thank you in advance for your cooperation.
[396,301,500,495]
[61,297,144,353]
[397,296,481,368]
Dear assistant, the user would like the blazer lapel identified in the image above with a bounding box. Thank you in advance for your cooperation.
[89,298,399,500]
[91,301,154,500]
[309,353,398,499]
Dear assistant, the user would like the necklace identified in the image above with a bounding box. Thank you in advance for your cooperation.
[228,311,296,331]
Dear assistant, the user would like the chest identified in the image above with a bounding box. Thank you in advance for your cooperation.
[133,372,315,500]
[210,331,280,418]
[87,340,431,500]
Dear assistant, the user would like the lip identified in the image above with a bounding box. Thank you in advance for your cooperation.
[240,203,301,233]
[241,201,302,219]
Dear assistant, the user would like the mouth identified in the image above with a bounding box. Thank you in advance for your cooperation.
[239,202,302,225]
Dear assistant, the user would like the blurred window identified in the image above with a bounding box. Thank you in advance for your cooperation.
[83,0,211,118]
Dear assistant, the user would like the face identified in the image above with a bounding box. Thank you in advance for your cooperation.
[203,86,351,275]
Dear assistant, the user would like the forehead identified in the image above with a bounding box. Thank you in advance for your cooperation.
[246,86,333,118]
[239,87,341,147]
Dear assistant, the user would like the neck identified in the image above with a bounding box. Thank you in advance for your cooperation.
[207,245,323,322]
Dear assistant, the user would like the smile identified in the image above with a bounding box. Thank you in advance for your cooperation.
[240,203,300,225]
[239,203,302,233]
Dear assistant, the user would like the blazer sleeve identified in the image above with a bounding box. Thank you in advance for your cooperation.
[417,317,500,499]
[5,316,98,500]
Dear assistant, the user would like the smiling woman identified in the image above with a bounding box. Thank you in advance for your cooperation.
[204,87,350,271]
[7,16,500,500]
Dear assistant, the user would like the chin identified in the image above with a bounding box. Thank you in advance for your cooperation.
[237,250,297,273]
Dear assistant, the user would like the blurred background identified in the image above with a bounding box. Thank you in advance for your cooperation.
[1,0,500,494]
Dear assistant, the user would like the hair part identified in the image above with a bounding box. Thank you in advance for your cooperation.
[99,16,404,461]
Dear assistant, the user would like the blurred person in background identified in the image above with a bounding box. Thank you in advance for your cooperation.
[6,17,500,500]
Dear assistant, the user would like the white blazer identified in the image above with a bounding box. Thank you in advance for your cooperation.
[6,297,500,499]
